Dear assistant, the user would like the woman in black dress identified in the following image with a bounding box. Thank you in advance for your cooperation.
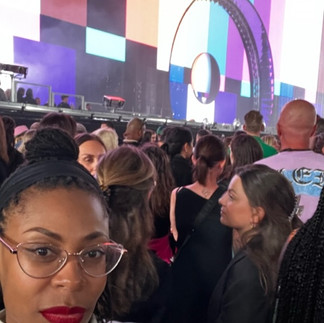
[165,135,232,323]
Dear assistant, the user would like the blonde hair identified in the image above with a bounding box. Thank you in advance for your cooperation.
[261,134,279,150]
[92,127,118,151]
[18,129,37,155]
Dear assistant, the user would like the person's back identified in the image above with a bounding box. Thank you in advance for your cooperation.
[166,135,232,323]
[97,146,171,322]
[168,186,232,323]
[243,110,277,158]
[142,144,175,264]
[256,99,324,222]
[57,95,71,109]
[23,88,37,104]
[16,87,25,103]
[161,126,193,187]
[123,117,145,146]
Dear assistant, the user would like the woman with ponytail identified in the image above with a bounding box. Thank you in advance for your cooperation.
[165,135,232,323]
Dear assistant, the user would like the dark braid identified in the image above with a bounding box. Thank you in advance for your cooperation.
[25,127,79,162]
[274,187,324,322]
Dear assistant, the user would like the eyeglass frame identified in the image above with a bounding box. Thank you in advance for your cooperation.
[0,236,127,279]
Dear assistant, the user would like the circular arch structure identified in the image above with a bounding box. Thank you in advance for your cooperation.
[169,0,275,124]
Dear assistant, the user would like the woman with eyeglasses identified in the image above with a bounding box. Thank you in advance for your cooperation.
[0,127,126,323]
[97,145,171,322]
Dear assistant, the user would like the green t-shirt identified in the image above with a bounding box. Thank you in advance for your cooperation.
[253,136,278,158]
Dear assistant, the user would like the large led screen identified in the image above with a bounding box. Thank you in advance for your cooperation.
[0,0,323,127]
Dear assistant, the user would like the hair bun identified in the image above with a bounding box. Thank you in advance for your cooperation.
[25,127,79,163]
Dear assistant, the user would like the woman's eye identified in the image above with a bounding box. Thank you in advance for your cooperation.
[22,245,59,262]
[35,247,50,256]
[83,157,94,163]
[26,246,54,256]
[84,248,105,259]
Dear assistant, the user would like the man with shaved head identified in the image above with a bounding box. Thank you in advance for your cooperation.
[123,117,145,146]
[256,99,324,222]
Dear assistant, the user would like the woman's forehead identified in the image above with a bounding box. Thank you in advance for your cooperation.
[4,187,108,238]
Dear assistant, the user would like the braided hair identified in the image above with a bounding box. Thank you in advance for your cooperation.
[274,187,324,322]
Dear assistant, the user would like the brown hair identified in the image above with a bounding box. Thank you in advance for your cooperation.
[193,135,225,185]
[96,145,158,317]
[74,132,106,151]
[142,143,175,220]
[236,164,302,298]
[244,110,264,133]
[39,112,77,137]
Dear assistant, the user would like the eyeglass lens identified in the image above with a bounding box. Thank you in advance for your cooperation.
[16,242,124,278]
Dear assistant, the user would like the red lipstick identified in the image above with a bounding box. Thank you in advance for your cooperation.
[40,306,86,323]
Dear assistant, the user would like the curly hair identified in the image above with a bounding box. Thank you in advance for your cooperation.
[274,187,324,322]
[96,145,159,318]
[142,143,175,215]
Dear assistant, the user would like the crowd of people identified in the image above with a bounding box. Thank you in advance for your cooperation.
[0,98,324,322]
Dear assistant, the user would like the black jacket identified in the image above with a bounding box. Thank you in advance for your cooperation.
[208,249,273,323]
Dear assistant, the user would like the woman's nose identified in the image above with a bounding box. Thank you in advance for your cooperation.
[89,160,98,176]
[51,257,84,291]
[219,192,227,206]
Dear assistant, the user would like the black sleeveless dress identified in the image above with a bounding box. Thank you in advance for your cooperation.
[163,187,232,323]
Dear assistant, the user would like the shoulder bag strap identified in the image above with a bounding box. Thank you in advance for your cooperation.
[174,188,222,260]
[192,189,222,230]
